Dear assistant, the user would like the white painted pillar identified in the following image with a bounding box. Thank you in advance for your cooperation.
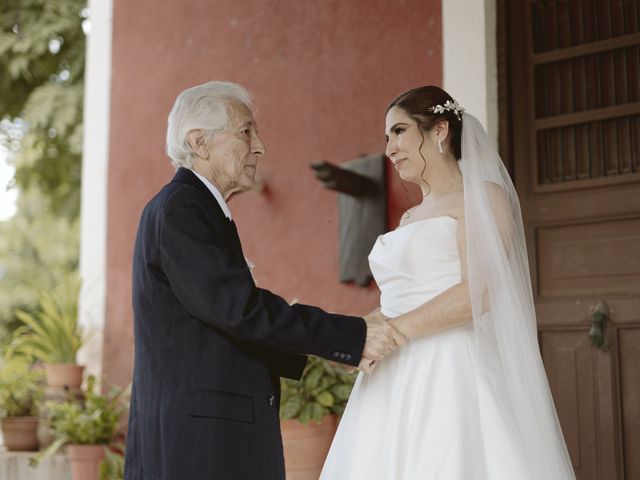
[442,0,498,142]
[77,0,112,379]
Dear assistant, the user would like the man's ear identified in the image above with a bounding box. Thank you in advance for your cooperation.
[186,129,209,160]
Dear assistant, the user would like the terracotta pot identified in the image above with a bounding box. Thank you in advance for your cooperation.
[67,444,106,480]
[44,363,85,388]
[1,416,39,451]
[281,415,338,480]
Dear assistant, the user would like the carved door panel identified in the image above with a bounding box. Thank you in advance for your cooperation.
[508,1,640,478]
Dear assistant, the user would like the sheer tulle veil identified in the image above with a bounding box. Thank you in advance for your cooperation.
[461,112,575,479]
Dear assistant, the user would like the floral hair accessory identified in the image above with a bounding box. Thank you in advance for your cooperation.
[429,99,465,121]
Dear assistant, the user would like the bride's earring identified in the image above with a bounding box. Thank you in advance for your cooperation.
[437,140,443,154]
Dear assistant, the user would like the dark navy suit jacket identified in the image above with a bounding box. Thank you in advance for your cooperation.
[124,168,366,479]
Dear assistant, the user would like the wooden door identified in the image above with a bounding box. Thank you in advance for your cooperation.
[507,1,640,478]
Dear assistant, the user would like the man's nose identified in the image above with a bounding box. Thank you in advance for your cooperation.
[253,133,266,156]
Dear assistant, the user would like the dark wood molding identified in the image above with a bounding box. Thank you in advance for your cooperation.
[535,102,640,130]
[533,33,640,65]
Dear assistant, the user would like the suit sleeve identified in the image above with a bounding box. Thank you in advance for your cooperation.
[159,189,366,367]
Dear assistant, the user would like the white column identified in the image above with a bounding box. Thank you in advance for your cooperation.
[442,0,498,141]
[77,0,112,379]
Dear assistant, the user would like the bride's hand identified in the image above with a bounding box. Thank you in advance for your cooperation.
[364,308,408,348]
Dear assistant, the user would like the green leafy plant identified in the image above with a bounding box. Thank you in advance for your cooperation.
[31,376,130,467]
[11,277,84,364]
[280,356,357,424]
[99,442,125,480]
[0,357,44,417]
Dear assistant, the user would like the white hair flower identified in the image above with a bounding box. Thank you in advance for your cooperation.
[429,99,465,121]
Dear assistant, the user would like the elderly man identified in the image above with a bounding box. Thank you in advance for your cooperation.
[124,81,404,480]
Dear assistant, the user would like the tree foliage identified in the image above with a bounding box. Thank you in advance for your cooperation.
[0,0,86,336]
[0,189,80,338]
[1,0,86,217]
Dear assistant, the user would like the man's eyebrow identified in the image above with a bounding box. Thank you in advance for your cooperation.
[246,120,259,133]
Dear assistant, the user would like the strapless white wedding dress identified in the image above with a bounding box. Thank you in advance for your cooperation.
[320,216,531,479]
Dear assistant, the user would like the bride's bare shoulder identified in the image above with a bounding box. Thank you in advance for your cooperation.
[442,191,465,221]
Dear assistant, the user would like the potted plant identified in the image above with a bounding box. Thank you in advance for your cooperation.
[33,376,130,480]
[0,357,44,451]
[98,442,125,480]
[13,277,86,388]
[279,356,357,479]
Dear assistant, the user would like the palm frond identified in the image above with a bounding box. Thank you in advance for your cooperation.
[11,277,83,364]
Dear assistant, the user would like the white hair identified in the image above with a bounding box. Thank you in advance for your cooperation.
[166,81,253,169]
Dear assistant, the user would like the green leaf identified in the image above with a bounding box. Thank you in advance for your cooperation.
[9,276,82,363]
[298,403,313,424]
[30,435,70,468]
[331,384,354,401]
[279,396,302,420]
[0,357,44,416]
[315,391,334,407]
[41,381,129,447]
[303,363,324,391]
[309,404,328,423]
[330,405,345,417]
[99,444,125,480]
[297,402,329,424]
[276,356,355,423]
[336,368,357,383]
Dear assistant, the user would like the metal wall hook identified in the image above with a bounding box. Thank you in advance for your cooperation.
[311,154,387,287]
[589,301,610,351]
[311,161,375,197]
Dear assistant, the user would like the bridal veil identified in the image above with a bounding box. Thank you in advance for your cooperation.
[461,112,575,479]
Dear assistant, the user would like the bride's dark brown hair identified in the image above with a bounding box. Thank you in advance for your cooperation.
[386,86,463,160]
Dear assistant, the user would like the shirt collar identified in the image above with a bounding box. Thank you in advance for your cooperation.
[191,170,233,220]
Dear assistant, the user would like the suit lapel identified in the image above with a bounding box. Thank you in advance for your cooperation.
[171,168,228,221]
[171,168,244,257]
[226,220,245,257]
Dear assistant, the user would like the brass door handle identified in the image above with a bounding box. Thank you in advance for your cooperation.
[589,301,610,351]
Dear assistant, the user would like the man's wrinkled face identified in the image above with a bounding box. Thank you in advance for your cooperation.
[207,99,265,193]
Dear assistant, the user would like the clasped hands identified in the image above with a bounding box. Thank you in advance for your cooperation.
[358,308,407,374]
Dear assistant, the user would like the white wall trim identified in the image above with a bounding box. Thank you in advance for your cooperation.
[443,0,498,142]
[78,0,112,379]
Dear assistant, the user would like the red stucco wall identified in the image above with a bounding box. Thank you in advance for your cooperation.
[105,0,442,387]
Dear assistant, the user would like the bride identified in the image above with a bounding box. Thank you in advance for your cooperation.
[320,86,575,479]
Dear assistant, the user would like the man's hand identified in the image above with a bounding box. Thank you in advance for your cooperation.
[361,308,407,372]
[364,307,385,324]
[358,357,377,374]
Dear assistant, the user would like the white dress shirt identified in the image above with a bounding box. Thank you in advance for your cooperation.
[191,169,256,278]
[191,170,233,220]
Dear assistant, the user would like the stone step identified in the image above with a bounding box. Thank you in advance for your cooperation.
[0,449,70,480]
